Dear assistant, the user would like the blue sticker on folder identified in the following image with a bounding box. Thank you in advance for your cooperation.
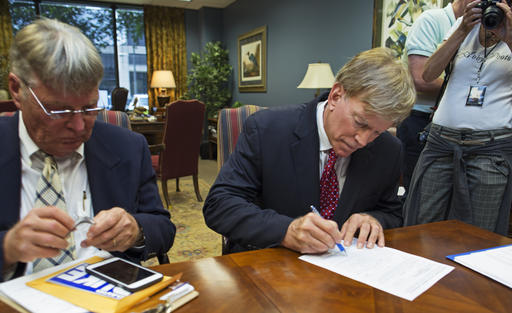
[47,263,131,299]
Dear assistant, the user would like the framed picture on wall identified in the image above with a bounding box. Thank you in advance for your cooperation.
[238,25,266,92]
[372,0,448,58]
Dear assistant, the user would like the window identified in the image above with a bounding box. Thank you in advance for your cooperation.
[8,0,147,110]
[116,8,147,108]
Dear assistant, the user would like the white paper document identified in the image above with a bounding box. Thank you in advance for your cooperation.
[299,240,454,301]
[448,244,512,289]
[0,251,111,313]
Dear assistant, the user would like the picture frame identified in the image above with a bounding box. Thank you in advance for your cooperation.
[238,25,266,92]
[372,0,448,57]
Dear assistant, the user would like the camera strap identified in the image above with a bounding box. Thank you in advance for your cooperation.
[430,49,457,121]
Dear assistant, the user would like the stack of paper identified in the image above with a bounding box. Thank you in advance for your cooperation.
[299,239,454,301]
[447,244,512,288]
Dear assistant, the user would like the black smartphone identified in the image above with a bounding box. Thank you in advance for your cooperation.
[85,257,163,292]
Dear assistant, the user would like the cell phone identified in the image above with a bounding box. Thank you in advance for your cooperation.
[85,257,163,292]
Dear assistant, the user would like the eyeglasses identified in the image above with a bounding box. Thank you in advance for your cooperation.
[26,85,104,120]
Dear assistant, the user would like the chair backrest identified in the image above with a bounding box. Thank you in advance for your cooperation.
[160,99,205,181]
[217,104,265,171]
[0,100,17,113]
[111,87,129,111]
[95,110,132,130]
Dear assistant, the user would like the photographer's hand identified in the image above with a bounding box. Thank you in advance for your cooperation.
[460,0,483,34]
[495,1,512,47]
[423,1,481,83]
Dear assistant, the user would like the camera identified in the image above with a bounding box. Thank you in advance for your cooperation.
[476,0,504,29]
[418,129,429,144]
[417,123,432,145]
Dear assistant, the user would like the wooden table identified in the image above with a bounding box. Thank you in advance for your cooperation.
[130,120,165,146]
[2,220,511,312]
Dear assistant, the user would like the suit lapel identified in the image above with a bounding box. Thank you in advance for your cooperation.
[333,145,372,224]
[291,100,321,211]
[0,113,22,227]
[85,124,121,215]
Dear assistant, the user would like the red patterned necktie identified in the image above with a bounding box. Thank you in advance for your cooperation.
[319,149,339,219]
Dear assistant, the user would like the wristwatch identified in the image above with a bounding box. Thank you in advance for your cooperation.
[132,224,146,249]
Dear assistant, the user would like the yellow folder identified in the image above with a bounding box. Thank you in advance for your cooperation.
[26,256,178,313]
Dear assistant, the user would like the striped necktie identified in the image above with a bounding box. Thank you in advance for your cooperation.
[32,152,75,272]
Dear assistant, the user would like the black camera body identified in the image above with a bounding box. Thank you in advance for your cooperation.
[476,0,504,29]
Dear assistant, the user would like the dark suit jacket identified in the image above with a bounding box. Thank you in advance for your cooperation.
[0,113,175,280]
[203,95,403,253]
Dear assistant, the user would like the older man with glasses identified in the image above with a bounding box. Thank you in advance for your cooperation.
[0,18,175,281]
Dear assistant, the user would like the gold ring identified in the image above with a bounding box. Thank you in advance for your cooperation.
[113,238,117,248]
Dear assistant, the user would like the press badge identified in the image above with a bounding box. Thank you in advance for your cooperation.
[466,85,486,107]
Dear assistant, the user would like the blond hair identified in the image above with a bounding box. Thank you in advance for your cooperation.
[336,47,415,124]
[9,18,103,95]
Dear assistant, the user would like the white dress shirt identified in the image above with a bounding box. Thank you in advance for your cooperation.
[18,113,98,274]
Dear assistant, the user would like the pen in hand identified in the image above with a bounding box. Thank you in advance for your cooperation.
[310,205,347,256]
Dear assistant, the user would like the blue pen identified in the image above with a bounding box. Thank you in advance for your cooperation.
[310,205,347,256]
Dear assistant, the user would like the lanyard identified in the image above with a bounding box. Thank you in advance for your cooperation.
[477,33,500,84]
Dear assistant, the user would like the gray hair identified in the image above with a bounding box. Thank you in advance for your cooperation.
[9,18,103,95]
[336,47,415,125]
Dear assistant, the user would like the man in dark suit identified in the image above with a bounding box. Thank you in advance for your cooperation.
[204,48,416,254]
[0,18,174,280]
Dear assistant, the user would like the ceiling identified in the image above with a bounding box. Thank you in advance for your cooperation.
[107,0,238,10]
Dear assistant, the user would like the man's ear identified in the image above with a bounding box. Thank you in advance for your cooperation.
[8,73,22,110]
[327,82,345,110]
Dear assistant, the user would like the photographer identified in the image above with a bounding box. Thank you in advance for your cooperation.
[397,0,466,193]
[404,0,512,235]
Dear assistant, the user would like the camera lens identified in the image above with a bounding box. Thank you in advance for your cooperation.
[482,6,504,29]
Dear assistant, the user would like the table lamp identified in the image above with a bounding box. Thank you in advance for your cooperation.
[151,70,176,108]
[297,63,335,98]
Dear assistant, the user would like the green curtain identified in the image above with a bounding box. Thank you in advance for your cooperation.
[144,6,187,111]
[0,0,13,93]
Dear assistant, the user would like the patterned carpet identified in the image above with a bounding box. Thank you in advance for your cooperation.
[157,177,222,263]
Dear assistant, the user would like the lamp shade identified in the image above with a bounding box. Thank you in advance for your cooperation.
[150,70,176,88]
[297,63,335,89]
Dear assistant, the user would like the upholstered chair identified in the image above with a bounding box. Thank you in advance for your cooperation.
[151,99,205,209]
[215,104,266,254]
[0,100,17,114]
[111,87,129,112]
[216,104,266,172]
[95,110,132,130]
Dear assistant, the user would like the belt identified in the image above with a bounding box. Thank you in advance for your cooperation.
[410,110,431,119]
[440,132,512,145]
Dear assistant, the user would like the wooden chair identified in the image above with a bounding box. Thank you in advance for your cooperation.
[151,99,205,209]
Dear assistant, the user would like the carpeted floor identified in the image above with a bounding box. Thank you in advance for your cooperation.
[157,177,222,263]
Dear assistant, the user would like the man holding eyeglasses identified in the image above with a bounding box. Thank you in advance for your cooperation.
[0,18,175,281]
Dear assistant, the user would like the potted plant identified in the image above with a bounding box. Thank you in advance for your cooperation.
[185,41,232,159]
[185,41,232,118]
